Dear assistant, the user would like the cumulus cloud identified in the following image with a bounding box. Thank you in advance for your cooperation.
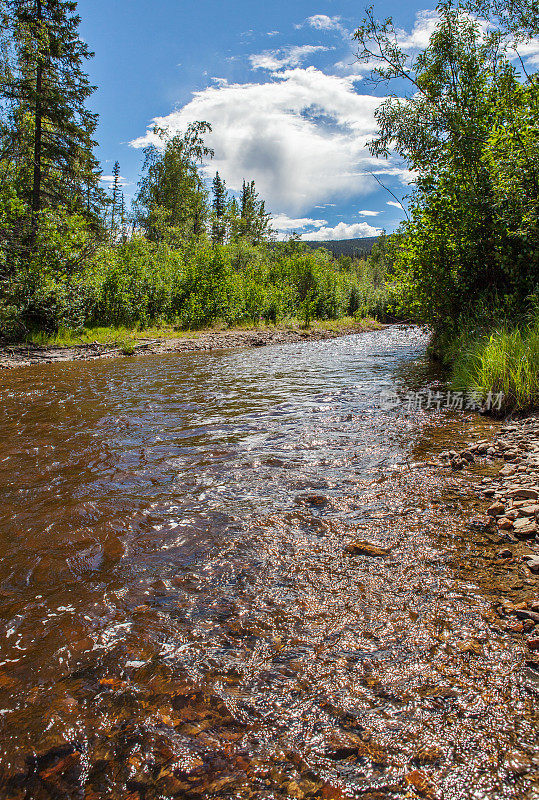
[131,67,388,214]
[302,221,382,240]
[250,45,330,71]
[271,213,327,231]
[305,14,345,33]
[358,209,380,216]
[100,174,129,186]
[398,10,440,50]
[510,37,539,66]
[386,200,403,209]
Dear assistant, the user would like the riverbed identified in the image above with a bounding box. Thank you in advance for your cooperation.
[0,326,536,799]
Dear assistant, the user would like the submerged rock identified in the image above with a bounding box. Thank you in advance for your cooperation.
[344,540,389,557]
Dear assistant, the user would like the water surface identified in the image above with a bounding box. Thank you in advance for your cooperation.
[0,326,536,799]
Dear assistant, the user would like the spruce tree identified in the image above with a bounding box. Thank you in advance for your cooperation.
[227,195,241,243]
[211,171,227,245]
[119,191,127,241]
[240,179,272,245]
[3,0,104,230]
[110,160,121,233]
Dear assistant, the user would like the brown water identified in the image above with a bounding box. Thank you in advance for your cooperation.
[0,326,537,800]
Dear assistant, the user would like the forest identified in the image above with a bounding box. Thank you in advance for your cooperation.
[0,0,538,409]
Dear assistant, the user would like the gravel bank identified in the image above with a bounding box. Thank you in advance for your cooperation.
[440,414,539,653]
[0,321,381,369]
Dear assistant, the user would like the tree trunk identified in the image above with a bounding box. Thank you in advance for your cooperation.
[31,0,43,239]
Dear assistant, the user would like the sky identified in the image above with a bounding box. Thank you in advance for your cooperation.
[77,0,539,241]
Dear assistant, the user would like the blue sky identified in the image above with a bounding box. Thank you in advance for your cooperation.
[75,0,538,240]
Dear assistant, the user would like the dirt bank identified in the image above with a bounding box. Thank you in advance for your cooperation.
[0,320,382,369]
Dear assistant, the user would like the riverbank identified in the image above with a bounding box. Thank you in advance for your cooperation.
[439,414,539,657]
[0,317,382,369]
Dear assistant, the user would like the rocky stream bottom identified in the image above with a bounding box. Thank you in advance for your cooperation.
[0,328,537,800]
[1,413,539,800]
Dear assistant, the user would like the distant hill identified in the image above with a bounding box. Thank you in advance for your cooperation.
[303,236,380,258]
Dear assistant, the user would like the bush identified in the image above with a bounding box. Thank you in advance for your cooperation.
[0,232,398,339]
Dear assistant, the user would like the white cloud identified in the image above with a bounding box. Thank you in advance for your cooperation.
[358,209,380,216]
[250,45,330,71]
[398,10,440,50]
[305,14,345,33]
[510,38,539,66]
[272,213,327,231]
[302,221,382,240]
[386,200,403,209]
[100,174,129,186]
[398,8,539,70]
[375,167,416,181]
[131,67,388,214]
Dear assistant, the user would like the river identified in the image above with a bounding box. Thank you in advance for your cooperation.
[0,326,536,799]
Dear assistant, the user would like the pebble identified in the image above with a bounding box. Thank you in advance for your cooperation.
[507,488,539,500]
[506,753,533,776]
[440,413,539,649]
[515,609,539,624]
[344,540,389,557]
[500,465,517,476]
[523,555,539,572]
[497,518,514,530]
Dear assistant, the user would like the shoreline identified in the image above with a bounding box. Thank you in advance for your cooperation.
[439,414,539,654]
[0,319,383,369]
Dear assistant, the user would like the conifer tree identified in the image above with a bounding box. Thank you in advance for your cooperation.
[211,171,227,245]
[226,195,241,243]
[110,160,121,233]
[2,0,104,231]
[119,191,127,241]
[240,179,272,244]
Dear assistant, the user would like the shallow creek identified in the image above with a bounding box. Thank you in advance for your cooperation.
[0,326,536,799]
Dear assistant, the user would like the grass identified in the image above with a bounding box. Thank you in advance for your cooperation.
[24,316,382,349]
[27,324,180,347]
[451,317,539,413]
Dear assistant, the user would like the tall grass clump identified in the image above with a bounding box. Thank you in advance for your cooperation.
[451,314,539,412]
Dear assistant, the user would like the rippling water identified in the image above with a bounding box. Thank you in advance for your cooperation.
[0,326,536,799]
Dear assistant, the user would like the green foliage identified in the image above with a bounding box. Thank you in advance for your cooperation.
[2,0,104,221]
[0,200,99,334]
[355,0,539,339]
[0,234,394,337]
[0,0,395,343]
[134,123,213,244]
[238,180,272,245]
[211,172,227,246]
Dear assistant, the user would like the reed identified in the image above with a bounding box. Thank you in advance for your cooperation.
[451,314,539,412]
